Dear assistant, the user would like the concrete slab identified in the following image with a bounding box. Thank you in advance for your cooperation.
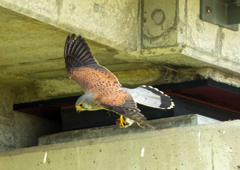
[1,0,240,103]
[38,114,219,146]
[0,120,239,169]
[0,0,141,53]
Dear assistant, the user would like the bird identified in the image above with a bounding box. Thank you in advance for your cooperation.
[64,34,174,129]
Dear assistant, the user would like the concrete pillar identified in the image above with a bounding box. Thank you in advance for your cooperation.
[13,111,61,149]
[0,85,14,151]
[0,85,61,151]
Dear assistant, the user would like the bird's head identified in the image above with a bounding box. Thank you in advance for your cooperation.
[75,95,94,112]
[75,92,96,112]
[75,92,103,112]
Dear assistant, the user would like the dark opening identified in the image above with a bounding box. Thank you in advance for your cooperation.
[14,79,240,131]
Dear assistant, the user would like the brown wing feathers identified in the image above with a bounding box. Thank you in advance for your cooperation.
[64,34,98,73]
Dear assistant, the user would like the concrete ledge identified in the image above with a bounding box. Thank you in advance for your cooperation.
[38,114,218,146]
[0,0,141,53]
[0,120,240,169]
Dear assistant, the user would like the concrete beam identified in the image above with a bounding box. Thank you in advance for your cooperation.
[38,114,219,146]
[34,68,166,99]
[12,67,240,104]
[11,67,197,103]
[0,120,240,169]
[0,0,141,54]
[197,68,240,88]
[1,0,240,75]
[1,0,240,103]
[34,67,197,100]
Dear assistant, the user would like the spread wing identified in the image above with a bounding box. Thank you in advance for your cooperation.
[64,34,121,91]
[64,34,98,74]
[64,34,155,128]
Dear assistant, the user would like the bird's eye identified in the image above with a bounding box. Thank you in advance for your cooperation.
[79,103,83,107]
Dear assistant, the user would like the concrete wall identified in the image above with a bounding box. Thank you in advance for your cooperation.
[0,85,61,151]
[13,111,61,149]
[0,85,15,151]
[0,0,141,54]
[0,120,240,170]
[1,0,240,103]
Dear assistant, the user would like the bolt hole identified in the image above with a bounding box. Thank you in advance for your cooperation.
[206,6,212,15]
[151,9,165,25]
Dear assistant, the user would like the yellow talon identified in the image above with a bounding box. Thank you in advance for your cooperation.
[119,115,126,127]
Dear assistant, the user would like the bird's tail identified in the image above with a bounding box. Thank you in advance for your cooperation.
[121,86,174,109]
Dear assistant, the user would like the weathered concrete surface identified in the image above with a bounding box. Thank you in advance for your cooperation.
[0,5,141,85]
[0,85,15,151]
[142,0,178,48]
[38,114,219,146]
[13,111,61,149]
[177,0,240,77]
[0,0,141,53]
[14,67,199,102]
[142,0,240,77]
[0,86,13,118]
[0,120,240,169]
[13,66,240,103]
[35,67,179,99]
[1,0,240,104]
[0,84,61,151]
[197,68,240,88]
[34,67,240,100]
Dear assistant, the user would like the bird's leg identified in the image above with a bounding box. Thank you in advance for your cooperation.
[119,115,126,127]
[136,122,143,128]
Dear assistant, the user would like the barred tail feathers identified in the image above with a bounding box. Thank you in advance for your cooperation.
[121,86,174,109]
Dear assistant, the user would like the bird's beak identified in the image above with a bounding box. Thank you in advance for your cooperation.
[76,105,82,112]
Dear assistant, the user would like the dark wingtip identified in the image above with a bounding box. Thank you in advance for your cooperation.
[159,99,174,109]
[141,86,174,109]
[64,35,71,58]
[64,34,98,73]
[70,34,76,40]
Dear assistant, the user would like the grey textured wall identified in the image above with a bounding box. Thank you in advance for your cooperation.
[0,85,61,151]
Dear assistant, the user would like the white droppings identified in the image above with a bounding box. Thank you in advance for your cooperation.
[43,152,47,164]
[223,131,225,134]
[141,147,145,157]
[198,131,201,152]
[77,147,80,170]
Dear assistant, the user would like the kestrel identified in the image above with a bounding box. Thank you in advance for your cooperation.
[64,34,174,129]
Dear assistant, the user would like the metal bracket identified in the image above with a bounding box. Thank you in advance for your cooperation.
[200,0,239,31]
